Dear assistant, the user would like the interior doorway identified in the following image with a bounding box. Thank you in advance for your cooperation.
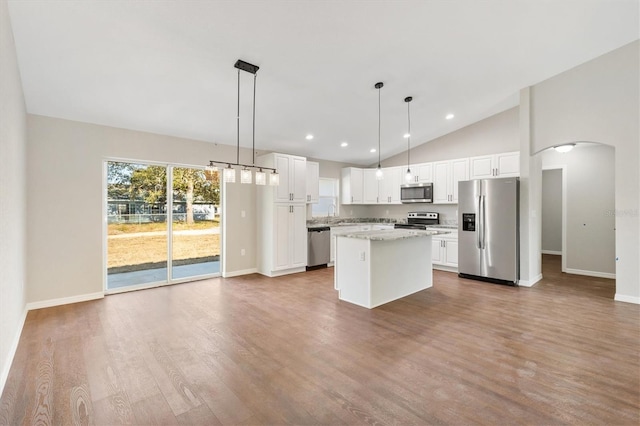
[105,160,221,292]
[541,167,565,270]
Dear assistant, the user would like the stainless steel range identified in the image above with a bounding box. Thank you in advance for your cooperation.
[394,212,439,230]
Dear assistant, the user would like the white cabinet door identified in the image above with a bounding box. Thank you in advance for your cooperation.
[341,168,363,204]
[451,158,469,204]
[291,205,307,267]
[274,154,306,203]
[291,155,307,203]
[470,152,519,179]
[274,204,291,269]
[415,163,433,183]
[433,161,450,204]
[274,154,292,203]
[380,167,401,204]
[432,238,443,264]
[363,169,379,204]
[443,240,458,267]
[469,155,494,179]
[496,152,520,177]
[306,161,319,203]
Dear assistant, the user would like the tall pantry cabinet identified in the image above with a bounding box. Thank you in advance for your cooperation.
[256,153,308,277]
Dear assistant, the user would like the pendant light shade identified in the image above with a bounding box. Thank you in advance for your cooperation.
[223,164,236,183]
[240,168,252,184]
[404,96,413,182]
[255,169,266,185]
[375,82,384,180]
[269,171,280,186]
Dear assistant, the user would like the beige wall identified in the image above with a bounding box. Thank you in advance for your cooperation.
[26,114,256,303]
[530,40,639,302]
[381,107,519,167]
[0,0,27,391]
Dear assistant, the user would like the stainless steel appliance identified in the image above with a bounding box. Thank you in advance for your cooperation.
[400,183,433,203]
[394,212,439,230]
[458,177,519,285]
[307,226,330,270]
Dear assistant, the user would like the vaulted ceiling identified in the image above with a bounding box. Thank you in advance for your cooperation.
[7,0,639,165]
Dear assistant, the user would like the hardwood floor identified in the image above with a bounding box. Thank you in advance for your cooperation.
[1,255,638,425]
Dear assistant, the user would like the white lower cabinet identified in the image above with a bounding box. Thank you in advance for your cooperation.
[273,204,307,271]
[430,230,459,270]
[330,226,362,264]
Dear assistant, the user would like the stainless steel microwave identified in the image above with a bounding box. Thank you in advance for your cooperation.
[400,183,433,203]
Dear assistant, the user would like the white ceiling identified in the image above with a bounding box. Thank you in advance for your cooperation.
[7,0,639,166]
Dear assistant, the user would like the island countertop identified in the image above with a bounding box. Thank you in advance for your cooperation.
[338,229,451,241]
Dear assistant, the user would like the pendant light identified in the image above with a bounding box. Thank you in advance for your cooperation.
[404,96,413,182]
[207,59,279,185]
[375,82,384,180]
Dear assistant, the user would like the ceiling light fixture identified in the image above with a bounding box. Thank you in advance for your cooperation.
[446,113,454,120]
[340,142,348,148]
[375,82,384,180]
[207,59,278,186]
[404,96,413,183]
[553,143,576,153]
[370,148,376,153]
[306,134,314,140]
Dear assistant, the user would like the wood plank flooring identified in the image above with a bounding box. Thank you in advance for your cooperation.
[1,255,638,425]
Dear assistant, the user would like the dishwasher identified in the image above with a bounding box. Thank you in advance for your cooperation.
[307,226,330,270]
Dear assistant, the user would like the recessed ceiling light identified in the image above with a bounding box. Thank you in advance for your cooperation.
[305,134,314,140]
[445,113,455,120]
[370,148,376,153]
[403,133,410,138]
[340,142,348,147]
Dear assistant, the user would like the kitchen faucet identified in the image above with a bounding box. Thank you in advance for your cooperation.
[327,203,337,223]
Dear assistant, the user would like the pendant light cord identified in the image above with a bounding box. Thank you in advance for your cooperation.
[407,100,411,169]
[236,69,240,165]
[252,73,257,165]
[378,85,381,167]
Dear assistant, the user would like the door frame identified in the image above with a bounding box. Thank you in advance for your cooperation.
[102,157,222,294]
[541,165,567,273]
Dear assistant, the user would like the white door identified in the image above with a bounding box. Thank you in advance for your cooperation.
[291,205,307,267]
[363,169,379,204]
[291,156,307,203]
[431,238,443,264]
[469,155,494,179]
[274,154,291,203]
[444,240,459,267]
[384,167,402,204]
[432,161,450,203]
[306,161,319,203]
[496,152,520,177]
[274,204,290,269]
[451,158,469,203]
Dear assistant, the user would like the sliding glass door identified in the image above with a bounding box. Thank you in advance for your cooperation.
[170,166,220,280]
[105,161,220,291]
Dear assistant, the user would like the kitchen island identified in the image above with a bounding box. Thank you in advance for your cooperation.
[334,229,449,309]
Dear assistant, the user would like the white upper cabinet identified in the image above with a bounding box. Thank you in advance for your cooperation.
[379,166,402,204]
[433,158,469,204]
[341,167,363,204]
[470,151,520,179]
[306,161,319,203]
[405,162,433,183]
[271,153,306,203]
[362,167,401,204]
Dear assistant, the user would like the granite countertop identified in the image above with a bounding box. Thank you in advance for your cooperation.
[307,222,398,229]
[338,229,451,241]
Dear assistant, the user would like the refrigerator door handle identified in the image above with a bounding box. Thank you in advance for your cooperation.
[477,195,482,249]
[481,195,486,249]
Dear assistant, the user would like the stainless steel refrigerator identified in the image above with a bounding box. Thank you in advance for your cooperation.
[458,177,519,285]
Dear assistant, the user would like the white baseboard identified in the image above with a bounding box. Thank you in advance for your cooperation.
[222,268,258,278]
[541,250,562,255]
[519,274,543,287]
[256,267,306,278]
[26,292,104,311]
[614,294,640,304]
[432,265,458,273]
[1,307,28,398]
[565,268,615,280]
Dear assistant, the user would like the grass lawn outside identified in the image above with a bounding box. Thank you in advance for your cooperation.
[107,221,220,270]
